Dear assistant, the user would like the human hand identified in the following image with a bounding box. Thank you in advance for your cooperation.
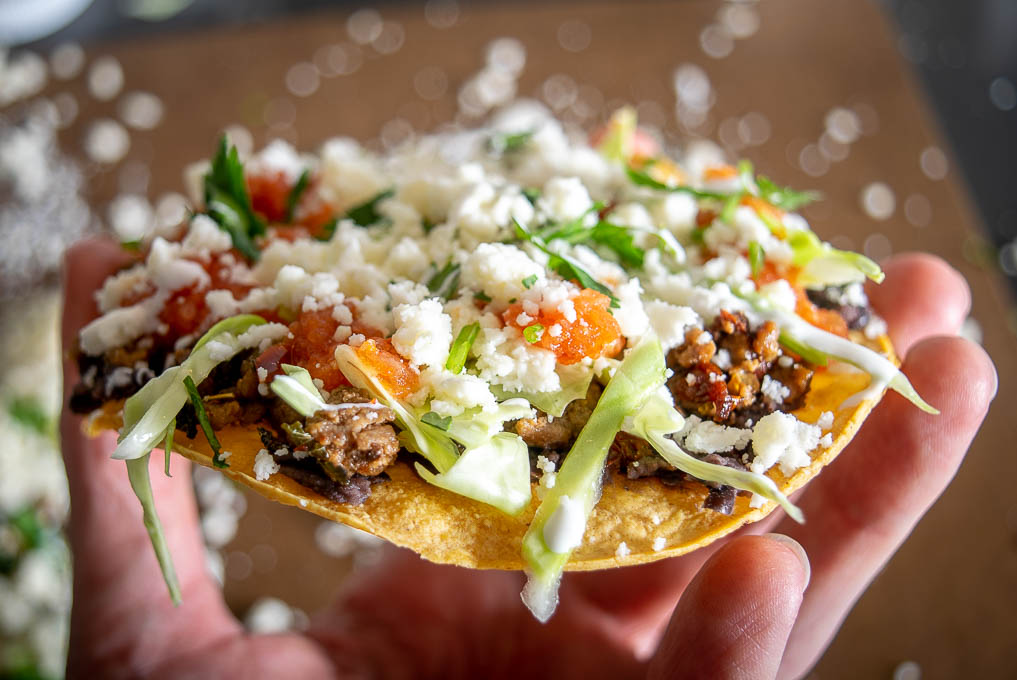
[60,240,994,679]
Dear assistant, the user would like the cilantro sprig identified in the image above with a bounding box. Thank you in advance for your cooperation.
[513,218,619,308]
[426,261,461,300]
[204,136,266,261]
[755,175,821,212]
[489,129,535,155]
[626,166,726,200]
[346,188,395,227]
[285,169,311,223]
[182,376,229,469]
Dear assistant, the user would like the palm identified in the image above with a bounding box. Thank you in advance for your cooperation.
[61,240,993,679]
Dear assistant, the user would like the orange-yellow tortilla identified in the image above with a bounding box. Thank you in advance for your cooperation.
[87,333,893,570]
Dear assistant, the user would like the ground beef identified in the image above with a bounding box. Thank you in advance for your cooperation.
[514,382,603,450]
[667,310,813,427]
[303,388,400,480]
[806,285,871,330]
[68,337,168,413]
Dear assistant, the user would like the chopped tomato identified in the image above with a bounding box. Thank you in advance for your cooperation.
[247,170,291,223]
[703,164,737,182]
[159,285,208,337]
[285,308,349,390]
[503,288,624,365]
[355,338,419,399]
[207,253,255,298]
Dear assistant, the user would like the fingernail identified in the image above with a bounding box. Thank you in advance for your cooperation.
[764,533,811,589]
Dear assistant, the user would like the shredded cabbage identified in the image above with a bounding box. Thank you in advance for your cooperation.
[521,336,665,622]
[622,391,804,523]
[788,229,885,286]
[492,364,594,418]
[270,364,329,418]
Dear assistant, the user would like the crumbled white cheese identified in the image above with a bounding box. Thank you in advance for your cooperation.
[760,375,791,404]
[253,449,280,481]
[536,454,557,500]
[613,279,650,340]
[652,536,666,552]
[181,214,232,256]
[816,411,834,430]
[391,299,452,367]
[460,242,545,305]
[682,420,751,454]
[750,412,822,476]
[712,348,732,370]
[543,494,586,553]
[615,541,631,559]
[538,176,593,222]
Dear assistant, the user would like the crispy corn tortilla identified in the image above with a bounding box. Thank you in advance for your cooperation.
[87,333,893,570]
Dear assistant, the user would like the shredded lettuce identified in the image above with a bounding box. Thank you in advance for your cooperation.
[739,291,937,414]
[788,229,884,286]
[115,314,267,605]
[415,432,531,516]
[114,315,267,461]
[270,364,329,418]
[622,391,804,523]
[521,336,665,622]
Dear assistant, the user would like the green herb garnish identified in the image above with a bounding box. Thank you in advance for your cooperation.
[473,290,492,303]
[204,136,266,261]
[446,322,480,374]
[285,169,311,223]
[749,240,765,277]
[182,376,228,469]
[626,166,726,200]
[314,216,339,242]
[522,187,541,205]
[489,129,535,154]
[755,175,821,211]
[426,261,461,299]
[514,218,619,308]
[523,324,545,343]
[421,411,453,431]
[522,274,538,289]
[346,188,395,227]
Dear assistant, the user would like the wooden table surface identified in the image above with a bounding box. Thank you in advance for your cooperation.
[47,1,1015,676]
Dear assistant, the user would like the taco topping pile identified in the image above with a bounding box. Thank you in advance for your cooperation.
[71,104,934,620]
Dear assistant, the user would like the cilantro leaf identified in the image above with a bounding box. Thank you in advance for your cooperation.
[473,290,492,303]
[346,189,394,227]
[522,274,538,289]
[314,216,339,242]
[426,261,461,300]
[446,322,480,374]
[285,169,311,223]
[513,218,619,307]
[626,166,726,200]
[489,130,535,155]
[522,187,541,205]
[421,411,453,431]
[182,376,228,469]
[204,136,265,261]
[755,175,821,211]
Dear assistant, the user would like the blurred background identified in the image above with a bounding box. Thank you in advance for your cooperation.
[0,1,1014,678]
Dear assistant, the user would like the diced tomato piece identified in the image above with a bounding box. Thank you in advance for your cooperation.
[247,170,291,223]
[703,164,737,181]
[741,195,786,238]
[159,285,209,337]
[355,338,419,400]
[503,288,624,365]
[285,308,349,390]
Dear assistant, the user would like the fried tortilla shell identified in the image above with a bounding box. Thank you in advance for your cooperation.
[86,333,893,570]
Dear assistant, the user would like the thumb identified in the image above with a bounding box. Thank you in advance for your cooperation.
[647,534,810,680]
[61,239,241,674]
